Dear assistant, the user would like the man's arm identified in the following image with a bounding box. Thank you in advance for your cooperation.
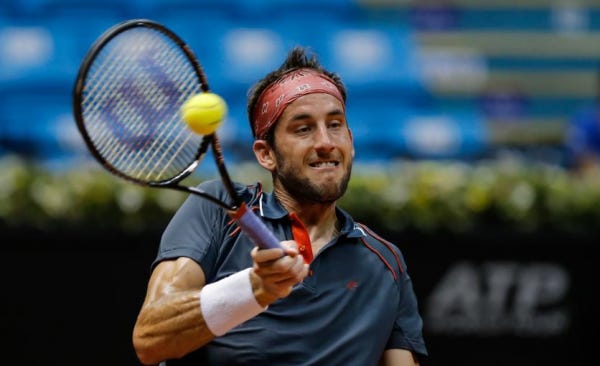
[379,349,420,366]
[132,256,212,365]
[132,243,307,365]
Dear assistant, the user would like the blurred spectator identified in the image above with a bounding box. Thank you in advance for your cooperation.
[564,84,600,174]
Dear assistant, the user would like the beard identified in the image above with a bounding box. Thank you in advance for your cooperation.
[273,150,352,204]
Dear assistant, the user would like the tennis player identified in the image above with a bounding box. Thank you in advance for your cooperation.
[132,46,427,365]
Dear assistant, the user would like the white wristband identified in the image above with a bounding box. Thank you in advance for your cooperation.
[199,268,267,336]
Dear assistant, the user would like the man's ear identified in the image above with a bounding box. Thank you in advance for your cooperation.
[253,139,276,171]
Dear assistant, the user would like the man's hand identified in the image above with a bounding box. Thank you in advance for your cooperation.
[249,240,309,307]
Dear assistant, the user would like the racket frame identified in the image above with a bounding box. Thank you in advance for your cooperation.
[72,19,243,211]
[72,19,283,250]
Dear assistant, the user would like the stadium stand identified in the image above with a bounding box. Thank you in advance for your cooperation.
[0,0,597,166]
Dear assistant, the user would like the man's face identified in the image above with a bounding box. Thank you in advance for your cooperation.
[269,93,354,204]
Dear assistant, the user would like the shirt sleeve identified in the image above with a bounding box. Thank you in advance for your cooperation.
[152,179,228,278]
[386,264,428,358]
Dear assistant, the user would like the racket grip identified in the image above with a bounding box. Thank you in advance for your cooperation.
[232,203,283,250]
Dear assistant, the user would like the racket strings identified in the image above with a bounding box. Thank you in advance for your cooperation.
[137,47,199,179]
[81,27,202,182]
[110,33,194,176]
[84,33,174,172]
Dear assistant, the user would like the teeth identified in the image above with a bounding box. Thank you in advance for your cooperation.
[313,162,337,167]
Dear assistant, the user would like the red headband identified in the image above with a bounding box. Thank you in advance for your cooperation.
[252,68,344,139]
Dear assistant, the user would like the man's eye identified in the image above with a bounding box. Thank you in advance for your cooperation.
[329,120,343,129]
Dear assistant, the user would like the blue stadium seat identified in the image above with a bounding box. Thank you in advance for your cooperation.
[217,25,287,89]
[0,82,82,162]
[169,12,296,96]
[248,0,361,22]
[312,23,428,100]
[143,0,362,24]
[265,15,430,106]
[346,97,488,160]
[0,18,78,85]
[216,93,253,145]
[3,0,567,166]
[399,109,488,160]
[346,99,416,160]
[158,9,252,94]
[13,0,133,18]
[0,6,122,85]
[0,2,19,18]
[216,94,256,162]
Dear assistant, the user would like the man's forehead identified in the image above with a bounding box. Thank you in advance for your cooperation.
[280,93,345,119]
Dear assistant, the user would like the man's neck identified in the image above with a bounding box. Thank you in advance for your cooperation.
[274,187,340,251]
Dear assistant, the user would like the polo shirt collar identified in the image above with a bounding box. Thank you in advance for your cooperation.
[258,191,368,239]
[257,191,288,219]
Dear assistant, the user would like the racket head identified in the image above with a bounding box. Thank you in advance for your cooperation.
[71,19,283,250]
[73,19,211,187]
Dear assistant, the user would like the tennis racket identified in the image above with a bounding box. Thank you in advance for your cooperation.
[72,18,282,251]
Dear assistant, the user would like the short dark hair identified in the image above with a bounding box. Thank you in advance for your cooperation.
[246,46,347,144]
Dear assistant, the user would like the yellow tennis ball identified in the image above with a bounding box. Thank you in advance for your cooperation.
[180,92,227,135]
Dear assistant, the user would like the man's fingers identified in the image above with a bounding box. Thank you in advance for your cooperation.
[274,261,309,284]
[251,246,285,263]
[280,240,299,256]
[253,254,305,276]
[251,240,300,264]
[249,240,310,303]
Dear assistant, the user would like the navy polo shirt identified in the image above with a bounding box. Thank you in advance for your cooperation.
[155,180,427,365]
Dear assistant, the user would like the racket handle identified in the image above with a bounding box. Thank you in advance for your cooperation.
[231,203,284,250]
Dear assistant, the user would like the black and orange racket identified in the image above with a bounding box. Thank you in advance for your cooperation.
[72,19,282,250]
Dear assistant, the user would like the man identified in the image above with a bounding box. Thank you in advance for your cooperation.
[564,100,600,174]
[132,46,427,365]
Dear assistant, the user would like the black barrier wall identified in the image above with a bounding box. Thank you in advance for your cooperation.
[2,226,597,365]
[397,230,597,365]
